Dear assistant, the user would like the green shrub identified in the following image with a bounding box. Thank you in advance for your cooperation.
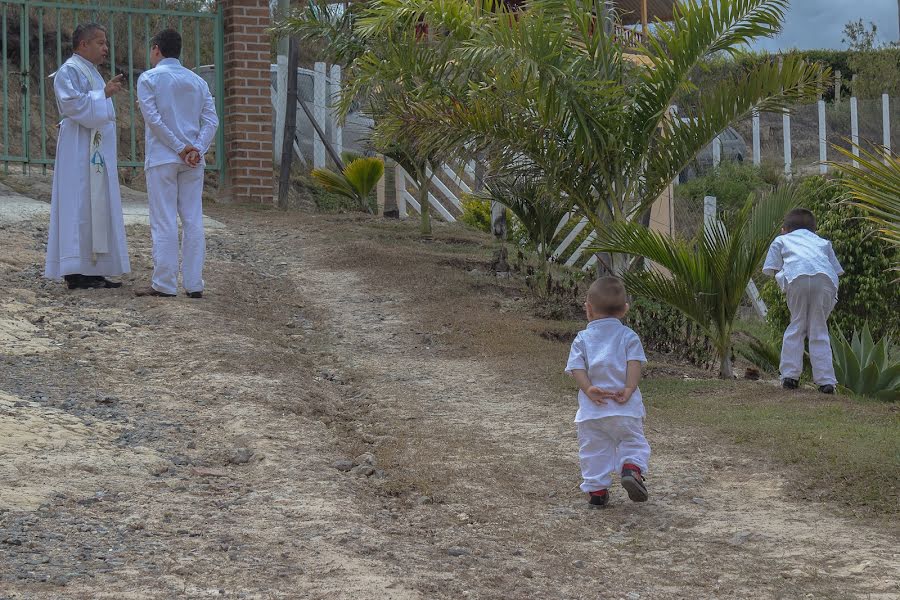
[626,297,715,369]
[831,323,900,401]
[675,161,781,217]
[460,197,493,233]
[759,176,900,341]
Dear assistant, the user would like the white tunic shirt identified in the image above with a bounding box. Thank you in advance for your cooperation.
[565,318,648,422]
[137,58,218,169]
[45,54,130,279]
[763,229,844,291]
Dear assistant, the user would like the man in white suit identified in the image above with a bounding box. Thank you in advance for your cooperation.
[135,29,218,298]
[45,23,129,290]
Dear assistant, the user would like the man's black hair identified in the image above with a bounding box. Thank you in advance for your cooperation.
[151,29,182,59]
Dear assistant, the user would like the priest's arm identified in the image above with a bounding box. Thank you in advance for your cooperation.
[53,66,114,130]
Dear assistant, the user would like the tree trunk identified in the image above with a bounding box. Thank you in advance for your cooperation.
[718,346,734,379]
[416,165,432,239]
[491,201,507,240]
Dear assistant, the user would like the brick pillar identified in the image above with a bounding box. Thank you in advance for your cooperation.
[219,0,274,204]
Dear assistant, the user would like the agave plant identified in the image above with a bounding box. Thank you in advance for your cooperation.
[311,153,385,213]
[831,323,900,401]
[591,183,808,379]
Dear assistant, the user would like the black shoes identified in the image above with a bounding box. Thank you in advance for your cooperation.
[64,274,122,289]
[621,464,649,503]
[186,291,203,299]
[783,379,837,394]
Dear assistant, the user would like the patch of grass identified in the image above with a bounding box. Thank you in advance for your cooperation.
[644,378,900,516]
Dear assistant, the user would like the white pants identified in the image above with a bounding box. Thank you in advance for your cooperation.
[577,416,650,493]
[781,274,838,386]
[146,163,206,295]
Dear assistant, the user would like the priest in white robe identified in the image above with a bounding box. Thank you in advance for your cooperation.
[45,22,129,290]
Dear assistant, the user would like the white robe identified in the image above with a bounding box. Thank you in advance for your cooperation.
[44,54,130,279]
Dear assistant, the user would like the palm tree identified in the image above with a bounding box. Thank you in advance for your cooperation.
[591,184,808,378]
[830,143,900,263]
[358,0,826,272]
[276,0,458,238]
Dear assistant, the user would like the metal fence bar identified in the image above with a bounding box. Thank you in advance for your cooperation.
[39,7,47,173]
[21,5,29,173]
[127,13,137,169]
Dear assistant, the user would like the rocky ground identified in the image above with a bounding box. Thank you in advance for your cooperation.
[0,181,898,599]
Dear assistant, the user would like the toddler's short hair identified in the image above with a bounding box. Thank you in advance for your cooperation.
[783,208,816,233]
[587,276,627,315]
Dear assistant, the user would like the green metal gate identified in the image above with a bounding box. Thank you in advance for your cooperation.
[0,0,224,174]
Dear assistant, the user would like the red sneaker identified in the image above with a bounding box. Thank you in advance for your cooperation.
[588,489,609,507]
[621,463,648,502]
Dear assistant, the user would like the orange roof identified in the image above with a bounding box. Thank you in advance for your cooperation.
[612,0,676,25]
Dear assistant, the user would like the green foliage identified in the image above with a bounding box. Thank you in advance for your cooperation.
[842,19,900,100]
[460,198,493,234]
[830,145,900,260]
[759,176,900,341]
[626,297,715,369]
[352,0,826,268]
[311,156,384,213]
[733,330,781,375]
[675,161,782,216]
[831,323,900,401]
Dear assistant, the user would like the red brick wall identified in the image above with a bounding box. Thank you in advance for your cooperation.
[219,0,274,204]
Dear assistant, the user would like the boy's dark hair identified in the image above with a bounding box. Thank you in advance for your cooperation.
[783,208,816,233]
[72,23,106,51]
[151,29,182,59]
[587,276,628,315]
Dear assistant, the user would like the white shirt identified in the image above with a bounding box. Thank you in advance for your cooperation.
[137,58,218,169]
[763,229,844,290]
[565,318,648,422]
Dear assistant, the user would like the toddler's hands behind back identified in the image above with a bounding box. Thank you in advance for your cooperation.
[613,387,637,404]
[586,386,617,405]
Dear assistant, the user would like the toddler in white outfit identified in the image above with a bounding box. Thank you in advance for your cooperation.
[763,208,844,393]
[565,277,650,507]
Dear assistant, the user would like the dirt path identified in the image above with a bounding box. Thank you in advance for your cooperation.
[0,198,898,599]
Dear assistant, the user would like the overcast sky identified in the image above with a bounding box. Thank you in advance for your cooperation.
[752,0,900,51]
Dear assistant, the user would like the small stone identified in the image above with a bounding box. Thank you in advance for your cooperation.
[97,395,119,405]
[187,441,196,449]
[171,455,191,466]
[333,459,354,472]
[448,546,471,557]
[229,448,254,465]
[511,548,525,557]
[627,593,641,600]
[351,465,376,477]
[355,452,376,466]
[572,560,586,569]
[691,497,705,505]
